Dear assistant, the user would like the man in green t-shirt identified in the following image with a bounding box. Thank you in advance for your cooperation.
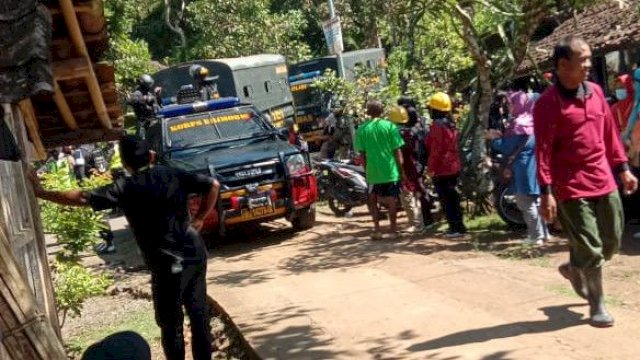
[355,100,405,239]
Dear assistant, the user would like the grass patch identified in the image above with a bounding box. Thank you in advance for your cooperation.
[545,284,579,299]
[466,213,510,232]
[494,244,545,260]
[65,307,160,356]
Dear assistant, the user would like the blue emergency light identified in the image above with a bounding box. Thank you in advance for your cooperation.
[288,70,322,83]
[157,97,240,118]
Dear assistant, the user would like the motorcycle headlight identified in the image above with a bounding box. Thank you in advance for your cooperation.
[286,153,307,175]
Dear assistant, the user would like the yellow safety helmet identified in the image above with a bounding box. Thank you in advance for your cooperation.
[388,105,409,124]
[428,92,452,112]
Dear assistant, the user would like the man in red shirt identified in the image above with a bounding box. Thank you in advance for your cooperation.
[534,36,638,328]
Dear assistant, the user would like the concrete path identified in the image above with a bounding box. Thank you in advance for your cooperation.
[205,212,640,359]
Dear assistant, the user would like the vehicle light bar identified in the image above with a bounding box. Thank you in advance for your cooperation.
[288,70,321,82]
[161,97,177,106]
[157,97,240,118]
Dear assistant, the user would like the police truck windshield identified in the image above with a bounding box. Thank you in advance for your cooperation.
[167,109,270,148]
[291,83,320,108]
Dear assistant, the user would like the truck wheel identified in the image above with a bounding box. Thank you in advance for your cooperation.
[328,198,353,217]
[292,206,316,230]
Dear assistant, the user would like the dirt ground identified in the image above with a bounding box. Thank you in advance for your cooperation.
[60,204,640,359]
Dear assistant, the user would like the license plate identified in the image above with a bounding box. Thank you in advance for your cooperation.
[249,196,271,209]
[240,206,275,220]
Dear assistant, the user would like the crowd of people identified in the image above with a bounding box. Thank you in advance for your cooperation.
[23,35,640,360]
[346,35,639,329]
[353,93,467,239]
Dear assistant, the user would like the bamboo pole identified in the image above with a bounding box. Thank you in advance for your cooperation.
[0,226,67,360]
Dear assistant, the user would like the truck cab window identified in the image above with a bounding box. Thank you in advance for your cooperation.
[243,85,253,98]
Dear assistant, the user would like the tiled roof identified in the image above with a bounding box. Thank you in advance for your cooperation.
[519,0,640,73]
[34,0,123,149]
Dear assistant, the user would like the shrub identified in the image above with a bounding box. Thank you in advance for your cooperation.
[52,260,112,326]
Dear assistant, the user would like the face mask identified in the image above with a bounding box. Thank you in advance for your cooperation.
[616,89,628,100]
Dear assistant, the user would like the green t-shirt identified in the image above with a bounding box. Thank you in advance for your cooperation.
[354,118,404,184]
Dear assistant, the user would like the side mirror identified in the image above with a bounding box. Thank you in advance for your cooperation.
[278,127,290,140]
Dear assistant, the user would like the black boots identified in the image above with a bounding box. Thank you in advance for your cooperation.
[558,262,588,300]
[584,267,614,328]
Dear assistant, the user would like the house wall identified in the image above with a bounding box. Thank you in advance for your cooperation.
[0,103,60,348]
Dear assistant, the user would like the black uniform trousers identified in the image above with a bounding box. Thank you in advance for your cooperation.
[151,258,212,360]
[433,175,466,233]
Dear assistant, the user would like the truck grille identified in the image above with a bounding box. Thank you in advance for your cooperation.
[214,159,283,189]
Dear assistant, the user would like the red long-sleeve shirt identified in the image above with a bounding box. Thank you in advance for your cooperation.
[425,119,462,178]
[533,82,628,201]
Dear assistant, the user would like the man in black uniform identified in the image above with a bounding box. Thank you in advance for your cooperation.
[128,74,161,138]
[189,65,220,101]
[29,135,220,360]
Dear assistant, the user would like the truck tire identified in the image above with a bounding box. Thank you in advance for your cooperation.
[292,206,316,230]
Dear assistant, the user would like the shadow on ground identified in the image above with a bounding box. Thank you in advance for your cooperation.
[406,304,587,353]
[236,305,352,359]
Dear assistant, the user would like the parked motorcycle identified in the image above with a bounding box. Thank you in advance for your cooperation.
[314,158,368,216]
[490,153,526,229]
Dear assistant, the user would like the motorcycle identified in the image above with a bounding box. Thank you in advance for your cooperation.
[490,153,526,229]
[314,158,368,217]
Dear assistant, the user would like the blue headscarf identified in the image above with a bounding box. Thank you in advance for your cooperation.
[623,68,640,142]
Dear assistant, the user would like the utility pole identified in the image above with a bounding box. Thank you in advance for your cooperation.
[327,0,346,78]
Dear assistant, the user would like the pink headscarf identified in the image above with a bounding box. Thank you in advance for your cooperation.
[506,91,534,136]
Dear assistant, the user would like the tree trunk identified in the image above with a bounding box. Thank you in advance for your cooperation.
[452,4,494,213]
[164,0,187,58]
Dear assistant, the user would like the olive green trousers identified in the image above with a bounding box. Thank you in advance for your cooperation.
[557,191,624,269]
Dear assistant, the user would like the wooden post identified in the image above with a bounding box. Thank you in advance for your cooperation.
[0,226,67,360]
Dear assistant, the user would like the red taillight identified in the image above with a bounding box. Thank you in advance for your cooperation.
[230,196,241,210]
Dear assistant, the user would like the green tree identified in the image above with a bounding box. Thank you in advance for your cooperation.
[183,0,312,63]
[104,0,161,95]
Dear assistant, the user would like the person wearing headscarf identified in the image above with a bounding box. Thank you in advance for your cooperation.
[487,91,549,245]
[612,74,634,133]
[623,69,640,150]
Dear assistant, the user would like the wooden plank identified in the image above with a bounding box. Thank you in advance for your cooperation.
[51,82,79,131]
[16,101,47,160]
[59,0,112,130]
[52,58,90,81]
[0,227,67,359]
[42,128,125,148]
[20,161,62,336]
[62,82,115,99]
